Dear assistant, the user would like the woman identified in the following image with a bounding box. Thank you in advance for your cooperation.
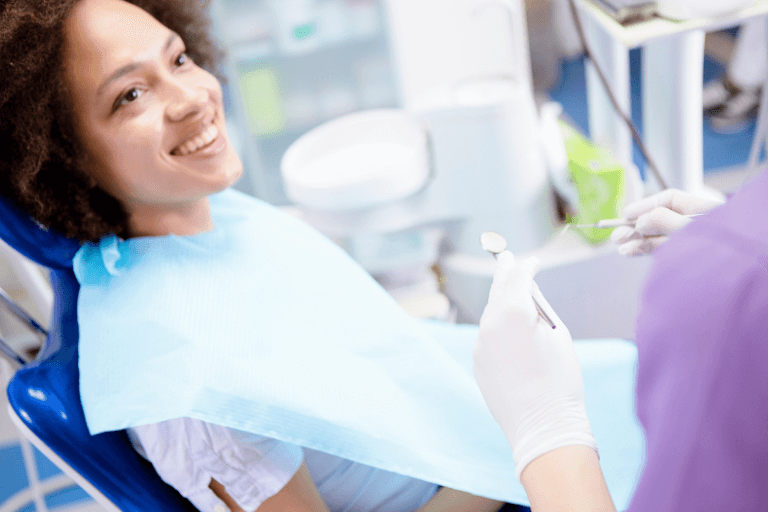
[0,0,510,510]
[473,187,768,510]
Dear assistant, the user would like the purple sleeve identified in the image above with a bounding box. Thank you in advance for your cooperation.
[627,228,768,511]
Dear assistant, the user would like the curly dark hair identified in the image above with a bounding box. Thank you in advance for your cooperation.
[0,0,226,242]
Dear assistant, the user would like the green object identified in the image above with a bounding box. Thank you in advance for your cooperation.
[237,67,286,137]
[560,121,625,245]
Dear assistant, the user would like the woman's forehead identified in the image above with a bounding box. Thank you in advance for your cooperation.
[64,0,169,81]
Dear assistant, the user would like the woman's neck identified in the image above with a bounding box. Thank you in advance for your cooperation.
[126,197,214,238]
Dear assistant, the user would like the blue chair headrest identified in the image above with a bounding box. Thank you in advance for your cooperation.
[1,194,198,510]
[0,194,80,269]
[7,271,197,511]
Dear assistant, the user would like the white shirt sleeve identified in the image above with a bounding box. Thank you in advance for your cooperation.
[126,418,304,512]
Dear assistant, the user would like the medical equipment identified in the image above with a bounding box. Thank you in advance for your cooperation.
[586,0,757,23]
[280,0,653,333]
[281,0,557,255]
[480,232,557,329]
[281,110,431,211]
[567,0,668,190]
[587,0,658,24]
[558,120,629,244]
[479,231,508,257]
[571,213,703,228]
[280,89,557,257]
[211,0,397,202]
[655,0,757,21]
[279,0,563,328]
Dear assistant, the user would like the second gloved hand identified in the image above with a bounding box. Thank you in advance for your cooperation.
[611,188,725,256]
[472,251,597,481]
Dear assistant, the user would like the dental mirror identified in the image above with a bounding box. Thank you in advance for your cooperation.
[479,230,557,329]
[480,231,507,258]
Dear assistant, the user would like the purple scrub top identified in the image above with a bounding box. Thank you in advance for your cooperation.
[627,169,768,510]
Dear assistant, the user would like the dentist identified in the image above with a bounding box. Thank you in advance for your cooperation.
[473,187,768,510]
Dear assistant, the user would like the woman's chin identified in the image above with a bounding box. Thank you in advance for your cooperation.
[222,153,244,189]
[205,148,244,193]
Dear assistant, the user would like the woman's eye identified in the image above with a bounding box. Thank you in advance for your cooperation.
[175,52,189,67]
[116,88,142,109]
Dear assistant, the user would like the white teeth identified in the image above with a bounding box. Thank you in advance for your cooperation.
[201,124,217,143]
[189,135,206,151]
[174,123,220,156]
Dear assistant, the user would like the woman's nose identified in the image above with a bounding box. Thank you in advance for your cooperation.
[165,84,209,122]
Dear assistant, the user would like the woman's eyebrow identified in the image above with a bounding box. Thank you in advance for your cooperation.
[96,32,180,98]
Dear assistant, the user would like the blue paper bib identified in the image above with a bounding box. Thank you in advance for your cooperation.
[74,188,644,507]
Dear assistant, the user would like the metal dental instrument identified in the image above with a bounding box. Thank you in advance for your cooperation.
[480,232,557,330]
[571,213,704,229]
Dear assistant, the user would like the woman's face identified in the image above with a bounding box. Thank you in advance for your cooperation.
[62,0,242,215]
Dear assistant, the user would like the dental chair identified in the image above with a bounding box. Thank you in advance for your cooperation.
[0,193,529,512]
[0,193,198,511]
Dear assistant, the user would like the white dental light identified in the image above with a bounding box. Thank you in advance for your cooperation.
[281,110,431,211]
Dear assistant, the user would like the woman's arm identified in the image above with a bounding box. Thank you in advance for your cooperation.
[520,446,615,512]
[209,462,330,512]
[414,487,504,512]
[211,469,505,512]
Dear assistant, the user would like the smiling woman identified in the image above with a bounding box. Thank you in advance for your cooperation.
[61,0,243,238]
[0,2,516,512]
[0,0,230,242]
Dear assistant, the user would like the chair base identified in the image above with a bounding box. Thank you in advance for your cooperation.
[0,473,74,512]
[7,404,121,512]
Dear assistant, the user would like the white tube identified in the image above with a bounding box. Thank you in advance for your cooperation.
[746,17,768,181]
[0,240,52,327]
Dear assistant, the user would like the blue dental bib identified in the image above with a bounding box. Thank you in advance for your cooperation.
[74,188,644,508]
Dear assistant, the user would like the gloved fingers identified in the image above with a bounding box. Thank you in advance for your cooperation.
[610,226,641,245]
[491,252,539,294]
[618,235,669,256]
[488,251,538,315]
[623,188,725,220]
[506,256,541,312]
[664,189,724,215]
[488,250,516,302]
[622,189,678,219]
[520,256,541,280]
[633,206,692,236]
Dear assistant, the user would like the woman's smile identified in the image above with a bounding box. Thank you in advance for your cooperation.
[170,111,227,158]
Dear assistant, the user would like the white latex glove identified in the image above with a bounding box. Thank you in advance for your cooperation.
[611,188,724,256]
[472,251,597,480]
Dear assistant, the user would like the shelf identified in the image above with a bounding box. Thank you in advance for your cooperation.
[577,0,768,49]
[227,31,382,65]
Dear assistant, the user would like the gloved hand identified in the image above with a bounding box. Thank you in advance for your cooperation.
[472,251,596,480]
[611,188,724,256]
